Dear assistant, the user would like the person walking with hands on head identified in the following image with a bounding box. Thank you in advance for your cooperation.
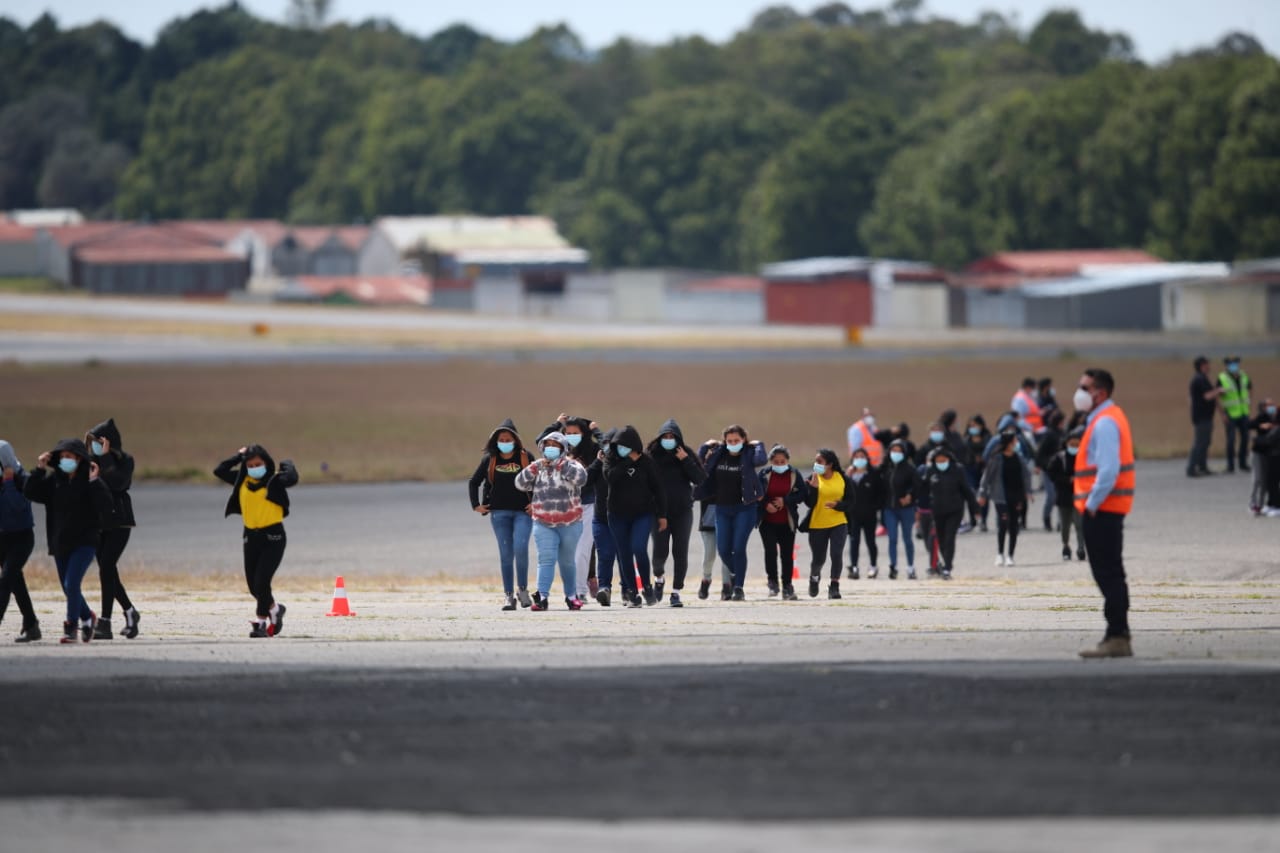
[23,439,114,643]
[0,440,40,642]
[539,414,602,602]
[515,432,588,611]
[84,418,140,639]
[1072,368,1137,659]
[214,444,298,638]
[469,419,533,611]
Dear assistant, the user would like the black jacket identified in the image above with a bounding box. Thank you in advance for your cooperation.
[1045,450,1078,509]
[468,418,532,512]
[1035,426,1063,471]
[799,470,856,532]
[881,457,917,509]
[756,466,809,531]
[88,417,136,529]
[605,426,668,519]
[214,445,298,520]
[920,463,979,518]
[842,468,885,523]
[646,418,708,514]
[22,438,114,556]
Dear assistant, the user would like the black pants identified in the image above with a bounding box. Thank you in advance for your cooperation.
[651,504,694,591]
[759,521,796,587]
[809,525,847,580]
[0,529,37,628]
[848,516,878,568]
[97,527,134,620]
[996,502,1022,557]
[1082,510,1129,638]
[1224,416,1250,471]
[935,511,963,572]
[917,510,938,570]
[1188,419,1213,474]
[244,525,286,619]
[1268,455,1280,509]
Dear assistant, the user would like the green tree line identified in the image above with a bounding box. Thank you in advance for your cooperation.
[1,2,1276,270]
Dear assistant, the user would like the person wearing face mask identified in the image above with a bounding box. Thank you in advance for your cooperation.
[1034,409,1067,534]
[469,419,534,611]
[978,429,1032,567]
[646,419,707,607]
[585,429,625,606]
[1012,377,1045,437]
[696,426,766,601]
[1072,368,1137,658]
[1218,357,1252,475]
[515,432,589,611]
[603,426,668,608]
[1046,428,1086,560]
[919,448,978,581]
[0,440,40,642]
[757,445,808,600]
[800,449,852,598]
[1187,355,1223,478]
[881,439,918,580]
[694,439,734,600]
[1250,400,1280,517]
[1037,378,1059,423]
[23,439,114,643]
[538,415,603,602]
[83,418,140,640]
[963,415,992,532]
[846,409,885,469]
[215,444,298,637]
[843,447,884,582]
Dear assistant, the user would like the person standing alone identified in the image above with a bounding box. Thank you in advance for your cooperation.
[1073,369,1136,659]
[1218,356,1252,474]
[1187,356,1222,477]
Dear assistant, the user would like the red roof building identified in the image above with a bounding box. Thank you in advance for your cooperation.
[956,249,1164,289]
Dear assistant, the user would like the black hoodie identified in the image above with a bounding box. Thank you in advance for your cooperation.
[214,444,298,520]
[587,428,618,522]
[538,417,602,505]
[645,418,708,514]
[87,417,136,528]
[605,425,668,520]
[468,418,533,513]
[22,438,114,556]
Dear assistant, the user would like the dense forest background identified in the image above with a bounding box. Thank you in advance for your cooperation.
[2,1,1277,270]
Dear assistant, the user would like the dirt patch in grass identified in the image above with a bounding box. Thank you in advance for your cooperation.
[2,357,1275,482]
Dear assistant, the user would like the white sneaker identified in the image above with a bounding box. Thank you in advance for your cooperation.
[1266,508,1280,518]
[995,554,1006,566]
[1005,556,1016,567]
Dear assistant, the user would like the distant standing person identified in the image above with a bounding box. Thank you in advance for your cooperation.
[1249,399,1277,516]
[1012,377,1045,438]
[843,447,884,581]
[468,418,533,611]
[1187,355,1222,477]
[881,439,918,580]
[919,448,978,581]
[801,449,851,599]
[1046,427,1087,561]
[978,430,1032,567]
[1072,368,1137,658]
[1218,356,1252,474]
[604,426,667,608]
[215,444,298,637]
[757,444,807,600]
[694,439,733,600]
[697,426,766,601]
[85,418,141,639]
[0,440,40,642]
[647,419,707,607]
[963,415,992,532]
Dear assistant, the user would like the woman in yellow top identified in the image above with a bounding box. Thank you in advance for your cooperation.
[800,448,852,600]
[214,444,298,638]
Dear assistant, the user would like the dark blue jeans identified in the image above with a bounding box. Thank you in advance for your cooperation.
[56,545,96,624]
[593,512,619,591]
[609,513,655,592]
[715,503,756,589]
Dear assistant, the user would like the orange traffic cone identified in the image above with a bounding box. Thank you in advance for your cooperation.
[326,576,356,617]
[793,543,801,580]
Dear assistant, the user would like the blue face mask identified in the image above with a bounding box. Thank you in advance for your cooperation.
[1228,362,1240,374]
[935,461,951,472]
[58,457,79,474]
[564,433,583,448]
[91,441,106,457]
[615,445,632,458]
[929,431,945,444]
[889,451,905,465]
[852,458,869,470]
[497,441,516,455]
[1267,406,1278,418]
[661,438,678,452]
[246,464,267,479]
[968,426,980,436]
[812,463,826,475]
[543,446,562,461]
[1067,446,1079,456]
[771,464,789,475]
[725,442,744,455]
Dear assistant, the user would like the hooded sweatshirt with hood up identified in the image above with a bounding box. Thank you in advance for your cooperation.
[22,438,114,556]
[537,417,602,505]
[0,440,34,533]
[605,425,668,520]
[514,432,587,526]
[645,418,707,513]
[87,417,136,528]
[214,444,298,521]
[469,418,533,513]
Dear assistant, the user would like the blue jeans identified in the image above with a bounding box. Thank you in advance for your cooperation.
[593,512,618,591]
[56,546,96,623]
[609,513,655,593]
[489,510,532,595]
[883,505,916,568]
[532,521,582,599]
[715,503,756,589]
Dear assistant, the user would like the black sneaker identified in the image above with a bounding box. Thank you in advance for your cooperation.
[1077,549,1087,561]
[268,603,287,637]
[828,582,842,600]
[517,588,533,609]
[768,582,780,598]
[93,617,114,641]
[1062,547,1071,562]
[59,621,76,644]
[889,566,899,580]
[502,593,517,611]
[15,623,41,643]
[850,568,860,580]
[808,575,820,598]
[249,622,269,638]
[782,586,798,601]
[669,592,683,608]
[867,567,879,580]
[979,521,988,533]
[643,588,658,606]
[627,593,644,608]
[653,577,665,600]
[941,569,953,580]
[720,583,732,602]
[121,607,140,639]
[80,613,97,644]
[565,596,583,611]
[530,592,549,611]
[698,579,711,600]
[597,587,612,607]
[731,587,746,602]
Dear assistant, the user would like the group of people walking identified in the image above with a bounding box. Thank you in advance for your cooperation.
[1187,355,1280,517]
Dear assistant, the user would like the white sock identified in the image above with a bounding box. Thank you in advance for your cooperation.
[269,603,280,618]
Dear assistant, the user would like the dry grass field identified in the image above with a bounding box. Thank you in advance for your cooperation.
[2,356,1276,482]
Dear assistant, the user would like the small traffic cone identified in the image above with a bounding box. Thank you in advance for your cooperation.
[326,576,356,617]
[792,543,801,580]
[636,571,645,592]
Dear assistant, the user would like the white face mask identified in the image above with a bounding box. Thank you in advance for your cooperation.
[1073,387,1095,413]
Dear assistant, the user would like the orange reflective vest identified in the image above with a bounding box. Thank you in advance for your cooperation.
[851,421,884,468]
[1015,389,1044,433]
[1074,404,1135,516]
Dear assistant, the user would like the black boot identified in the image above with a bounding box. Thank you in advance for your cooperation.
[720,583,732,601]
[93,617,114,640]
[15,622,41,643]
[828,581,842,600]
